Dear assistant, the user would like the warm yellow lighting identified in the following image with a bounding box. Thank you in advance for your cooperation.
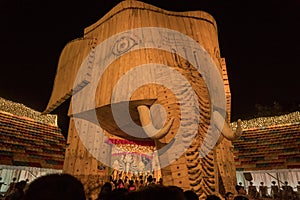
[231,111,300,130]
[0,97,57,125]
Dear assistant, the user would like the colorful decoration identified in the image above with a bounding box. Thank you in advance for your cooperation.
[111,152,152,173]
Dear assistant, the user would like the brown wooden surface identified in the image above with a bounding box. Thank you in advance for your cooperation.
[46,1,236,199]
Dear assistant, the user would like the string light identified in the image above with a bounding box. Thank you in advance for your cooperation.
[0,97,57,125]
[231,111,300,130]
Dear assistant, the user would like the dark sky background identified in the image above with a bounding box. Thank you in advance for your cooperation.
[1,0,300,134]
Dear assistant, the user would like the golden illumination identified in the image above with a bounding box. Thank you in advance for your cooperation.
[231,111,300,130]
[0,97,57,125]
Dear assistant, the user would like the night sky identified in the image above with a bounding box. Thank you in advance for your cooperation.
[1,0,300,134]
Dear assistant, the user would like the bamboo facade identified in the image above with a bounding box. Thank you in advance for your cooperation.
[45,1,239,199]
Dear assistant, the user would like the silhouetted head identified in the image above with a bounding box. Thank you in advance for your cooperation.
[105,188,128,200]
[146,175,153,183]
[234,196,249,200]
[225,192,234,200]
[126,185,185,200]
[184,190,198,200]
[129,180,134,185]
[23,173,85,200]
[206,194,221,200]
[15,181,27,191]
[158,178,163,185]
[260,182,264,185]
[98,182,113,200]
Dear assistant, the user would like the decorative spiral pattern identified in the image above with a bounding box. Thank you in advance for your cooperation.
[71,27,226,174]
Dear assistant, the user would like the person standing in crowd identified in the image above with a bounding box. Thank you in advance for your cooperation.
[297,181,300,199]
[184,190,198,200]
[97,182,113,200]
[270,180,279,199]
[4,178,17,197]
[5,180,26,200]
[22,173,86,200]
[225,192,234,200]
[126,185,186,200]
[259,182,268,198]
[152,178,156,184]
[158,178,163,185]
[281,181,295,200]
[124,177,129,189]
[234,196,249,200]
[116,179,125,189]
[138,179,145,190]
[23,179,30,192]
[235,185,246,196]
[206,194,221,200]
[248,182,258,199]
[134,179,139,189]
[102,188,128,200]
[235,185,251,199]
[128,180,136,191]
[146,175,154,186]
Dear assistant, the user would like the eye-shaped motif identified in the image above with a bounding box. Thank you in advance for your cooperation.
[112,36,137,56]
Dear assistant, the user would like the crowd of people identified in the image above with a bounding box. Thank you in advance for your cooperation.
[234,181,300,200]
[0,173,300,200]
[109,172,163,191]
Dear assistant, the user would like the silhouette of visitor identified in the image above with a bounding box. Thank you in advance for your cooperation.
[4,177,17,197]
[224,192,234,200]
[259,182,268,198]
[206,194,221,200]
[126,185,185,200]
[5,180,26,200]
[248,181,258,199]
[184,190,198,200]
[22,173,86,200]
[270,180,279,199]
[98,182,113,200]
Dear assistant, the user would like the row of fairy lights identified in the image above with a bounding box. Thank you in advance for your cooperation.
[0,97,57,125]
[231,111,300,130]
